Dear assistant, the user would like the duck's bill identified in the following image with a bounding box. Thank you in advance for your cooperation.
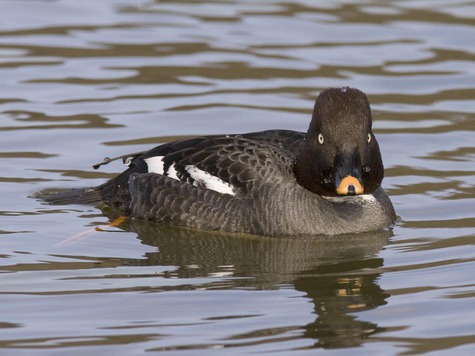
[336,175,364,196]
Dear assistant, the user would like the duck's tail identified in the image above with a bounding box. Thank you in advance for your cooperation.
[40,186,104,205]
[39,167,133,209]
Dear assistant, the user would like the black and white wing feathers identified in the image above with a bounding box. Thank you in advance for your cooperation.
[135,130,304,197]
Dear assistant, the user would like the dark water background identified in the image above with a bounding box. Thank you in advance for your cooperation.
[1,0,474,354]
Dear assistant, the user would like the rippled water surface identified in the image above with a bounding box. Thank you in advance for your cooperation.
[1,0,474,354]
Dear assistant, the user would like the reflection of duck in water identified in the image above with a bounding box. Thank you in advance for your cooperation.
[44,87,395,236]
[295,261,389,348]
[121,220,391,349]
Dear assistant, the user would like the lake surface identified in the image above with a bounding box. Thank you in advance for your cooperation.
[1,0,474,354]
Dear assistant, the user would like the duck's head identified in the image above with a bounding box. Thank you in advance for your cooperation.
[294,87,384,197]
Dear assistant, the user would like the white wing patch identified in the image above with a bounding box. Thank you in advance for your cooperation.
[144,156,165,174]
[145,156,179,180]
[167,164,179,180]
[185,165,235,196]
[144,157,235,195]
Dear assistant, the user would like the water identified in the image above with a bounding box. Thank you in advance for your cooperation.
[1,0,474,354]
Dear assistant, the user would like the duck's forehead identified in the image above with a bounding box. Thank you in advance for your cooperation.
[322,105,369,138]
[320,90,369,122]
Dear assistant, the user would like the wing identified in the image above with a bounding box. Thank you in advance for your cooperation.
[66,129,305,210]
[134,131,303,197]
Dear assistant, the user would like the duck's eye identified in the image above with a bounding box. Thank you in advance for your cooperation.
[367,133,372,143]
[318,133,324,144]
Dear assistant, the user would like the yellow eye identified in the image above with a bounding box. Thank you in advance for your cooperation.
[367,133,372,143]
[318,133,324,144]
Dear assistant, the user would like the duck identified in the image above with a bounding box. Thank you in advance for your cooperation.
[44,87,396,236]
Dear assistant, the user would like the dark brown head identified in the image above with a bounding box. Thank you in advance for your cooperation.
[294,87,384,197]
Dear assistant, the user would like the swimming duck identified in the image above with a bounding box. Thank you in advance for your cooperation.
[44,87,396,236]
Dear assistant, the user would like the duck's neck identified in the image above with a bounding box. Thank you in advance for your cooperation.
[292,185,395,235]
